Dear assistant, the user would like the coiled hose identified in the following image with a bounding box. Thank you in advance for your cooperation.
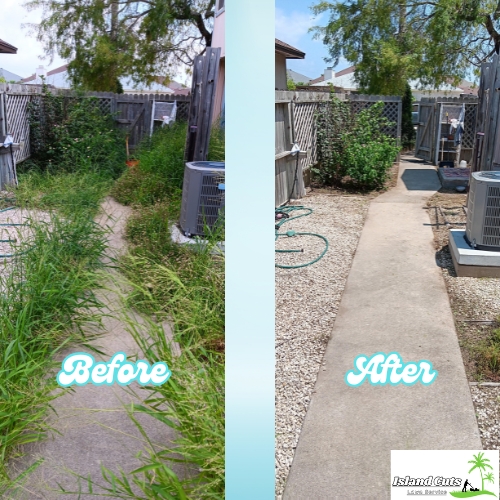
[275,205,328,269]
[0,203,30,258]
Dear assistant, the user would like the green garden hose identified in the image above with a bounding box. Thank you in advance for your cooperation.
[0,202,31,258]
[275,205,329,269]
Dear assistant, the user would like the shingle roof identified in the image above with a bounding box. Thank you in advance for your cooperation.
[275,39,305,59]
[0,39,17,54]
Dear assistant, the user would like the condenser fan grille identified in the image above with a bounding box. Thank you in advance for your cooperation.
[196,172,225,235]
[481,186,500,246]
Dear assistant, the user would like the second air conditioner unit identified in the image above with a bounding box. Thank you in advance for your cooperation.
[465,171,500,251]
[180,161,225,237]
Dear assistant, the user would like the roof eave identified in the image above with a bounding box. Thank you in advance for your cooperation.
[0,40,17,54]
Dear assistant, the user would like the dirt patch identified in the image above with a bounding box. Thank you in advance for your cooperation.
[308,162,400,197]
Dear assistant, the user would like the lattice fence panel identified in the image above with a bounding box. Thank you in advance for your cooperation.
[5,94,33,163]
[177,101,190,121]
[349,99,400,139]
[293,101,321,170]
[462,103,478,150]
[96,98,112,116]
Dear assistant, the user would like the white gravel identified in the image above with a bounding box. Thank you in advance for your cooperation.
[275,192,369,499]
[428,196,500,453]
[471,386,500,450]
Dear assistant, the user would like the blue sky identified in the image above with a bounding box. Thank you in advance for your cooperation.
[275,0,350,80]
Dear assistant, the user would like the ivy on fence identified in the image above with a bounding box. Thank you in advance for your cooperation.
[27,85,125,178]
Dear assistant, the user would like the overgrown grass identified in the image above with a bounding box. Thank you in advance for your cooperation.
[0,209,108,493]
[0,128,116,490]
[15,168,113,217]
[88,122,226,498]
[111,123,188,207]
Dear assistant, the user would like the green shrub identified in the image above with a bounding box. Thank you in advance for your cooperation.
[27,85,125,178]
[314,97,400,189]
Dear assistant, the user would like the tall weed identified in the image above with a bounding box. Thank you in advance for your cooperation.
[0,210,108,492]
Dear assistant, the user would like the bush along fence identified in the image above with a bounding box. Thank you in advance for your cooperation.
[275,91,402,207]
[0,83,191,165]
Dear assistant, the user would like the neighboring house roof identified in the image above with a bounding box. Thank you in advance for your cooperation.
[275,39,305,59]
[0,39,17,54]
[0,68,22,82]
[312,65,467,95]
[456,80,478,95]
[309,75,324,85]
[312,67,358,90]
[22,64,189,94]
[287,69,312,84]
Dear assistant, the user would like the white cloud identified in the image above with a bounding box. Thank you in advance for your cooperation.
[275,7,323,47]
[0,0,66,79]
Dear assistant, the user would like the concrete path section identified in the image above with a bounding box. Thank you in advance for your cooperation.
[8,198,181,499]
[284,156,482,499]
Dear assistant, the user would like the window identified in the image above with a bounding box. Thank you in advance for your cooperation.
[216,0,225,15]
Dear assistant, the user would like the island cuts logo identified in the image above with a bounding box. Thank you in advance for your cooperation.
[391,450,499,499]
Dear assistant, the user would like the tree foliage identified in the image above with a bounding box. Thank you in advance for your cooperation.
[402,81,415,148]
[311,0,500,95]
[24,0,216,91]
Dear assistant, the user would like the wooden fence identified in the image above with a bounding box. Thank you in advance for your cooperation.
[470,54,500,172]
[275,91,402,207]
[0,83,191,163]
[415,96,478,166]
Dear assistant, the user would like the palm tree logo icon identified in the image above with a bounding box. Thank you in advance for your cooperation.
[451,452,496,497]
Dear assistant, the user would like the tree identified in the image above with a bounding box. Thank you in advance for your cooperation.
[24,0,215,92]
[401,81,415,149]
[287,77,297,90]
[468,452,493,491]
[311,0,500,95]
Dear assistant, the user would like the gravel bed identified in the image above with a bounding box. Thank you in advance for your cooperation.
[275,192,369,499]
[427,192,500,453]
[471,386,500,449]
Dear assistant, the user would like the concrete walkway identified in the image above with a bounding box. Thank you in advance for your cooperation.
[8,198,181,499]
[284,156,482,499]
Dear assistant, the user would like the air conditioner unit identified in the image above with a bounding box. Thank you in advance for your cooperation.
[465,171,500,251]
[180,161,225,237]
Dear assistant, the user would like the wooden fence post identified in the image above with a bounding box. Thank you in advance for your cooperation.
[185,47,221,162]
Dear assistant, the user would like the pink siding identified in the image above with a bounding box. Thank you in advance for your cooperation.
[213,58,225,123]
[212,11,225,58]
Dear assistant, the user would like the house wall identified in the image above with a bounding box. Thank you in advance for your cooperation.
[213,58,225,123]
[212,9,225,57]
[412,90,463,101]
[275,53,287,90]
[211,5,225,124]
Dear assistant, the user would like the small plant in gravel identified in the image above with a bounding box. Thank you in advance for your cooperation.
[315,96,400,190]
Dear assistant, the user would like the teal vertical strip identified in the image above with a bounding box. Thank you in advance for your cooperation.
[226,0,275,499]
